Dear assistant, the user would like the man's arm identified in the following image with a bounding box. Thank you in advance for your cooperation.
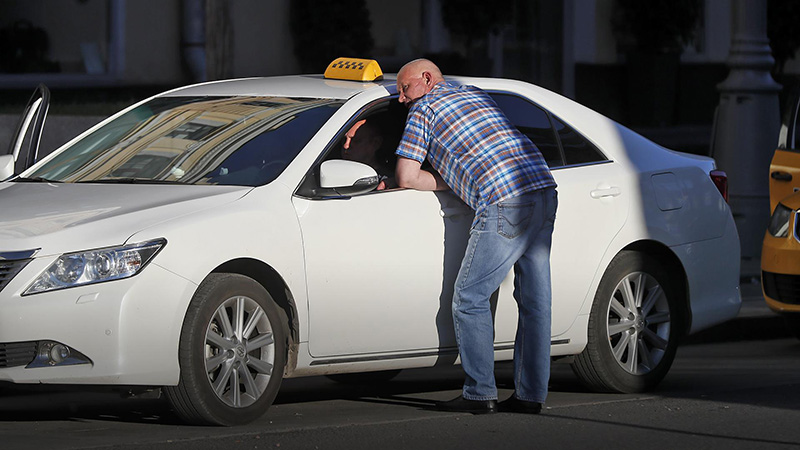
[395,156,449,191]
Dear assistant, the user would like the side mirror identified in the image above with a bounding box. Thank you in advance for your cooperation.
[0,154,13,181]
[320,159,380,196]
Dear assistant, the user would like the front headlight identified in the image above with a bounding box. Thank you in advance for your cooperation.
[767,204,794,238]
[23,239,166,295]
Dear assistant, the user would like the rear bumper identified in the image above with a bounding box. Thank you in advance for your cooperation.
[677,213,742,334]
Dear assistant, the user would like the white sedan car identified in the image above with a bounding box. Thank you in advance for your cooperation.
[0,59,740,425]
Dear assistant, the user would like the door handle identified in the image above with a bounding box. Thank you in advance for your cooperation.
[771,171,793,182]
[590,187,621,199]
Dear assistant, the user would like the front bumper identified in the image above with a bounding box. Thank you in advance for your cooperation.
[762,271,800,312]
[762,228,800,313]
[0,258,196,385]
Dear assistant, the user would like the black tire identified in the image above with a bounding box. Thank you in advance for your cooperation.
[326,370,402,385]
[784,314,800,340]
[571,251,681,393]
[164,273,287,426]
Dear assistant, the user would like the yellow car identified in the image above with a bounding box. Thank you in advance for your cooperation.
[764,94,800,338]
[762,191,800,338]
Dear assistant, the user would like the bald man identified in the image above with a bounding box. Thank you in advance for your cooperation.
[395,58,558,414]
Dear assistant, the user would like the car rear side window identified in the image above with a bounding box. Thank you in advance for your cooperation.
[551,115,607,165]
[490,93,563,168]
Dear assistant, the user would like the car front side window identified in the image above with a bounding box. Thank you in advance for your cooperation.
[296,99,407,198]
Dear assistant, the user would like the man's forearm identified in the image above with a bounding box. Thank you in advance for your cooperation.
[398,169,447,191]
[395,157,449,191]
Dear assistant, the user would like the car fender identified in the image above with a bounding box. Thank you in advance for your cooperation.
[126,182,310,347]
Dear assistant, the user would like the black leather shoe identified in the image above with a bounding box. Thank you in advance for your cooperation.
[499,396,543,414]
[436,395,498,414]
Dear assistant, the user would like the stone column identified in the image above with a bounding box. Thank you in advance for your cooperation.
[422,0,451,54]
[181,0,206,82]
[711,0,781,277]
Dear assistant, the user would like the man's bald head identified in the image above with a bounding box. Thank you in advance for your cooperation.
[397,58,445,106]
[398,58,444,81]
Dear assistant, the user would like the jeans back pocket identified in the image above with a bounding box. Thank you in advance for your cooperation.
[497,201,535,239]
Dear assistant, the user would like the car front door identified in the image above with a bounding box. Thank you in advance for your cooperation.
[294,187,472,359]
[770,90,800,212]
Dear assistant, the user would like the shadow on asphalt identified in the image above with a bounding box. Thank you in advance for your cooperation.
[0,361,588,425]
[683,315,791,345]
[0,323,794,426]
[0,384,182,425]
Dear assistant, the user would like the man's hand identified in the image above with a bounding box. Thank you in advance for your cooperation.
[395,157,448,191]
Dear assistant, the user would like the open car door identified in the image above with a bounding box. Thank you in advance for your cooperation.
[0,84,50,180]
[770,89,800,213]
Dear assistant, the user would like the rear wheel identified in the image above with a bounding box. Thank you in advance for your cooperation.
[165,273,286,426]
[572,251,681,393]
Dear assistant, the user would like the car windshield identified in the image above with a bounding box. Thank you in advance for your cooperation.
[26,96,343,186]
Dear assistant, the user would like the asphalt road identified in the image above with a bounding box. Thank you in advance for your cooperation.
[0,337,798,450]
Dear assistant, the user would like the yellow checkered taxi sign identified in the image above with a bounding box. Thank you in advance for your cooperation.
[324,57,383,82]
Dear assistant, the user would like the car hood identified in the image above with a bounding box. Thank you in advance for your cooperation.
[0,182,250,256]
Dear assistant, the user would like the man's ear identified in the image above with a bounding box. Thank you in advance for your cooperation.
[422,71,431,85]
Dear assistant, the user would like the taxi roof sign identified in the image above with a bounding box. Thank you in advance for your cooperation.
[324,57,383,82]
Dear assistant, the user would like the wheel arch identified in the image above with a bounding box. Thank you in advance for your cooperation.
[211,258,300,375]
[622,240,691,337]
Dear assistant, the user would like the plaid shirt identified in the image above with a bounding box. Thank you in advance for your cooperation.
[396,82,556,211]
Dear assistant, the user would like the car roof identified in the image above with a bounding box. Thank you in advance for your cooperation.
[163,74,399,100]
[157,72,685,172]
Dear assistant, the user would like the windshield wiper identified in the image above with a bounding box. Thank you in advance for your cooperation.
[13,176,62,183]
[77,178,186,185]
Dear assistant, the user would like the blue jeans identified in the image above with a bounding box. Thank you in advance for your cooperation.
[453,187,557,403]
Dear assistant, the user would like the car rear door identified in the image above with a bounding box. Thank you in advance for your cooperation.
[490,93,629,338]
[770,90,800,212]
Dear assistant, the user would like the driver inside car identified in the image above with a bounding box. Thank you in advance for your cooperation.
[341,118,397,190]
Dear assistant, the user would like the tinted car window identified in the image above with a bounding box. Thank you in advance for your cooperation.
[491,94,563,168]
[296,99,408,198]
[551,115,607,165]
[792,100,800,150]
[28,96,343,186]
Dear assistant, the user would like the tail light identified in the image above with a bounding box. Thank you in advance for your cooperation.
[710,170,728,202]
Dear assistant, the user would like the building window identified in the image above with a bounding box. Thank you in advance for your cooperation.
[0,0,124,87]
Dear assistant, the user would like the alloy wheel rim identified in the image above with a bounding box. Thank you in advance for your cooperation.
[205,295,275,407]
[605,271,671,375]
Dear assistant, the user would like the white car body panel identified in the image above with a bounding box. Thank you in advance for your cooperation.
[548,162,630,336]
[0,183,248,255]
[296,189,467,357]
[0,73,740,388]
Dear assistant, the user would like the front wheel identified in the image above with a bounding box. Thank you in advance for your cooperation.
[572,251,681,393]
[165,273,287,426]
